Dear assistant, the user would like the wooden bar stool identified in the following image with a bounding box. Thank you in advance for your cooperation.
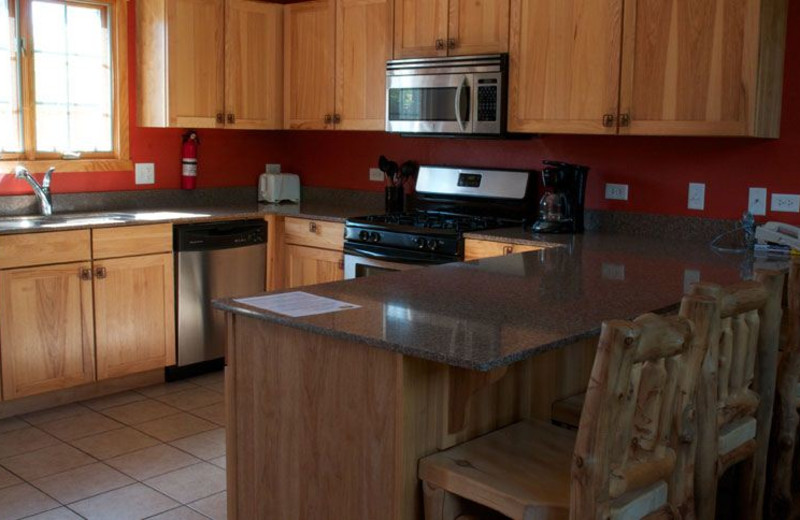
[689,271,785,520]
[418,293,720,520]
[767,258,800,519]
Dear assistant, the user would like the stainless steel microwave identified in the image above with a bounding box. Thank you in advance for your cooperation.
[385,54,507,136]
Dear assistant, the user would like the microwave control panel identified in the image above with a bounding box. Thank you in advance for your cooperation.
[477,79,498,122]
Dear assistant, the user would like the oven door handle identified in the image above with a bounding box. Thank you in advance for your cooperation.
[455,76,467,132]
[344,245,450,265]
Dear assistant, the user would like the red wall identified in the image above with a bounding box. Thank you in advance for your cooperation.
[2,0,799,224]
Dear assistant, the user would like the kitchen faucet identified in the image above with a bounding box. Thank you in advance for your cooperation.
[14,165,55,216]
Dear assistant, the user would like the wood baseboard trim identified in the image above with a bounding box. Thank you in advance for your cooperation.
[0,369,165,419]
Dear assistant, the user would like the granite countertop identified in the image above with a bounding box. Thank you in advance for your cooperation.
[215,233,777,371]
[0,199,380,235]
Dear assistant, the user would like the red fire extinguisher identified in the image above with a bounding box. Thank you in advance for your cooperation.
[181,130,199,190]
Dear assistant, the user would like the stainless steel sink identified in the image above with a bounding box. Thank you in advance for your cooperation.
[0,212,137,231]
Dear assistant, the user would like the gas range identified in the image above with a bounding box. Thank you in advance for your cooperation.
[344,165,537,270]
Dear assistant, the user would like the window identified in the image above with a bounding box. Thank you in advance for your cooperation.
[0,0,129,171]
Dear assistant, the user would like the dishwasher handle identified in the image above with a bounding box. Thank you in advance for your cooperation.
[174,220,267,252]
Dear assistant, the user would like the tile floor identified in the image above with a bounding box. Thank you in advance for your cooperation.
[0,371,227,520]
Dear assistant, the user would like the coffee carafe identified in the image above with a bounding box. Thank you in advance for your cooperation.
[531,161,589,234]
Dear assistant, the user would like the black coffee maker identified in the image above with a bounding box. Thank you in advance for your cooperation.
[531,161,589,234]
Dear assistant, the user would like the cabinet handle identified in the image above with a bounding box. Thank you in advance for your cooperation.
[602,114,615,127]
[308,221,318,233]
[619,113,631,127]
[435,39,445,50]
[447,38,456,49]
[79,267,92,281]
[324,114,333,124]
[94,266,107,279]
[338,258,344,270]
[226,113,236,124]
[216,113,224,124]
[503,246,514,255]
[333,114,341,125]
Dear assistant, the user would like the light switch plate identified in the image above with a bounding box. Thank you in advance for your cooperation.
[135,163,155,185]
[605,183,628,201]
[748,187,768,216]
[369,168,384,182]
[266,164,281,174]
[688,183,705,210]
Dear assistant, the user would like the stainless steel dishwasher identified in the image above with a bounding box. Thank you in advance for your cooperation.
[170,219,266,379]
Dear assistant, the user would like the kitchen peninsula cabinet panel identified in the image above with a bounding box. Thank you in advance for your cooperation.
[336,0,393,130]
[284,1,336,129]
[619,0,788,137]
[0,263,95,400]
[137,0,283,129]
[508,0,623,134]
[94,254,175,380]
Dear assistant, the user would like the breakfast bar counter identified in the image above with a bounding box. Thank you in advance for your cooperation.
[214,233,771,520]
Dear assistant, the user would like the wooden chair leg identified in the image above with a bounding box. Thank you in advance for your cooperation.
[422,481,467,520]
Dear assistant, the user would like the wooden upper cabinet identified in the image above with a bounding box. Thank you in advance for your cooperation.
[448,0,509,56]
[0,262,95,400]
[166,0,225,128]
[225,0,284,129]
[336,0,393,130]
[508,0,623,134]
[137,0,283,129]
[394,0,448,58]
[94,253,175,381]
[285,1,336,129]
[619,0,787,137]
[394,0,507,58]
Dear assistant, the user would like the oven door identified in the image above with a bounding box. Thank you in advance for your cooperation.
[386,73,472,134]
[344,253,429,279]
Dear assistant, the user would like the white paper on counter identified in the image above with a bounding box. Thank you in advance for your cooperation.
[234,291,361,318]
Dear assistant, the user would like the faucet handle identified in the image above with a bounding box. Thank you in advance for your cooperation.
[42,167,55,189]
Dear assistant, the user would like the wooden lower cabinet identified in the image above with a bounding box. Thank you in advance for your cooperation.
[463,239,542,261]
[0,262,95,400]
[94,253,175,380]
[284,244,344,288]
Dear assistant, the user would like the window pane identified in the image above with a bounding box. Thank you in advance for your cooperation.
[0,0,21,153]
[32,0,112,153]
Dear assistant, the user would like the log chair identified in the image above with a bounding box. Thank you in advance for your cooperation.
[418,289,725,520]
[689,271,785,520]
[766,258,800,519]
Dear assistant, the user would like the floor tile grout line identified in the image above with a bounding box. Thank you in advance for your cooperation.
[141,504,215,520]
[138,462,227,507]
[26,460,136,508]
[17,401,96,429]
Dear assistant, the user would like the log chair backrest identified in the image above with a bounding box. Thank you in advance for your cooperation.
[570,310,696,520]
[767,258,800,519]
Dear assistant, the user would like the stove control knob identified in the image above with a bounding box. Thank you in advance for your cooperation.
[370,232,381,243]
[428,240,440,251]
[414,237,427,250]
[358,230,370,241]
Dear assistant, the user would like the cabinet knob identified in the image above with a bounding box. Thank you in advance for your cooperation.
[216,113,224,124]
[226,113,236,124]
[79,267,92,281]
[95,266,107,279]
[309,221,318,233]
[602,114,615,127]
[338,258,344,270]
[324,114,333,124]
[503,246,514,255]
[333,114,341,125]
[435,39,445,50]
[619,113,631,127]
[447,38,456,49]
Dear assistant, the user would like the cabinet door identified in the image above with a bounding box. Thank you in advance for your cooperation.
[394,0,448,58]
[167,0,225,128]
[284,245,344,288]
[285,1,336,129]
[463,239,542,261]
[448,0,509,56]
[508,0,623,134]
[336,0,393,130]
[94,254,175,381]
[619,0,764,136]
[225,0,284,130]
[0,263,95,400]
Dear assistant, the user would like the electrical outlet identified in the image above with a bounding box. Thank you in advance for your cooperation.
[748,187,768,216]
[688,183,705,210]
[605,183,628,201]
[683,269,701,293]
[135,163,155,185]
[601,263,625,281]
[369,168,384,182]
[771,193,800,213]
[265,164,281,174]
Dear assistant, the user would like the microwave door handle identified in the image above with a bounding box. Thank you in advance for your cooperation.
[455,76,467,132]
